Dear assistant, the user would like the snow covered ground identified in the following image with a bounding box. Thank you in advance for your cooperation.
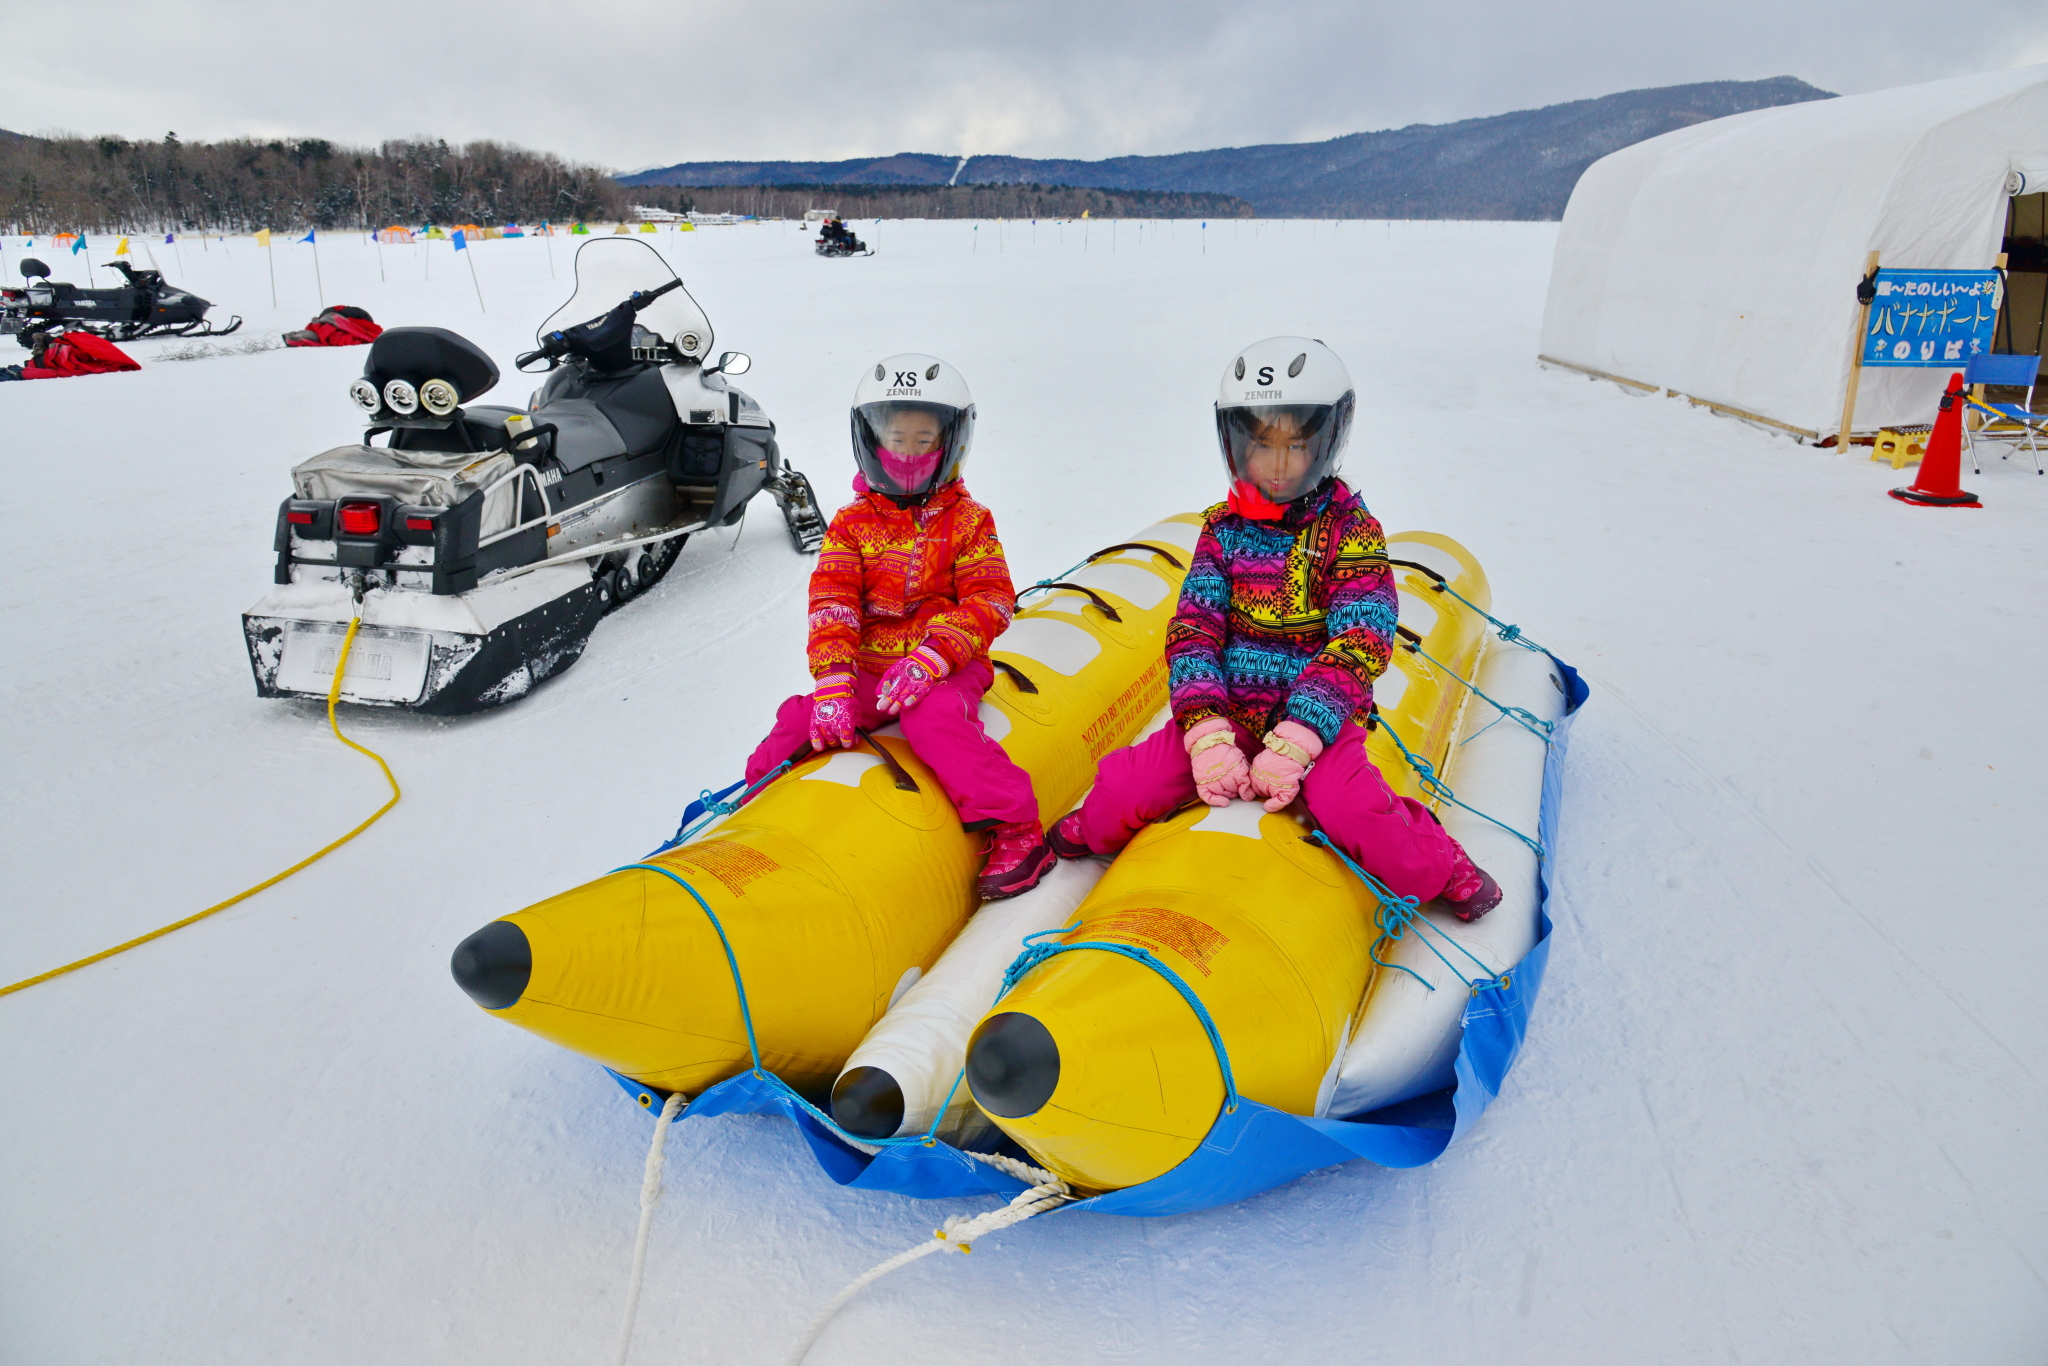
[3,217,2043,1364]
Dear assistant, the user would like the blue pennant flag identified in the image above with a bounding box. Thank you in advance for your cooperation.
[452,229,468,251]
[299,229,316,244]
[71,234,86,255]
[164,232,176,244]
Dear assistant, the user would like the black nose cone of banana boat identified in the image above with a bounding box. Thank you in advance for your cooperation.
[966,1012,1061,1118]
[831,1066,908,1139]
[451,920,531,1010]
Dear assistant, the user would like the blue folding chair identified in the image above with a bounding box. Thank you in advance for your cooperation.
[1962,352,2044,475]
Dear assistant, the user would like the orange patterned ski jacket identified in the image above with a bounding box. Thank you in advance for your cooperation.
[806,478,1017,680]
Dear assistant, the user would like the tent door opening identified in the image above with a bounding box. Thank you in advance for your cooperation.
[1994,191,2046,374]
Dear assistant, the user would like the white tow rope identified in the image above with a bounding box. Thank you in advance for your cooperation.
[607,1093,1071,1366]
[782,1152,1073,1366]
[612,1090,687,1366]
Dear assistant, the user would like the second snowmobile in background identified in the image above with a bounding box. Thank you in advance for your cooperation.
[242,236,827,715]
[1,256,240,344]
[815,219,870,257]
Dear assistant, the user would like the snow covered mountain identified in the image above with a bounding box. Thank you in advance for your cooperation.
[621,77,1834,219]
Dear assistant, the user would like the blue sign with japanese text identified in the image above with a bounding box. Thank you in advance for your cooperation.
[1861,268,2002,368]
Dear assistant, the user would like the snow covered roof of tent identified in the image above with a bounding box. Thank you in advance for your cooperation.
[1539,65,2048,438]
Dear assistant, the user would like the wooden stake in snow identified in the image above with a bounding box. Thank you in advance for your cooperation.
[1836,250,1882,450]
[301,229,325,308]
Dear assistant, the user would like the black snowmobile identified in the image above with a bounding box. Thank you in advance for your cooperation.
[1,256,240,344]
[242,236,827,715]
[815,220,870,258]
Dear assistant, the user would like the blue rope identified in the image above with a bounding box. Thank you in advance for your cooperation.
[1405,640,1553,742]
[997,928,1240,1114]
[1375,715,1546,860]
[612,856,964,1153]
[1306,831,1507,995]
[1015,554,1090,601]
[648,760,793,856]
[1423,579,1549,655]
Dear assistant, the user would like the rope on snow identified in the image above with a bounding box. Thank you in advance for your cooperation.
[612,1089,687,1366]
[782,1177,1073,1366]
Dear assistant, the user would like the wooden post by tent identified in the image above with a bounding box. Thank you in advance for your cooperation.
[1836,250,1882,448]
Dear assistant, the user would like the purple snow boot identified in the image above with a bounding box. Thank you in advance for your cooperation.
[1439,840,1503,923]
[978,819,1057,901]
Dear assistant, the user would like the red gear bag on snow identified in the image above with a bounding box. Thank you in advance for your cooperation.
[284,306,382,347]
[20,330,142,379]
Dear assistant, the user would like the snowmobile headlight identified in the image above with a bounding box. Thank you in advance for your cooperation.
[348,377,383,414]
[418,377,460,417]
[383,378,419,415]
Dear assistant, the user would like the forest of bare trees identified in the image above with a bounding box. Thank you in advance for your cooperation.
[0,131,630,234]
[631,182,1252,220]
[0,129,1251,233]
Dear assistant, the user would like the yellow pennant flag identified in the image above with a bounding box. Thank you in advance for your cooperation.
[114,236,131,256]
[255,228,272,247]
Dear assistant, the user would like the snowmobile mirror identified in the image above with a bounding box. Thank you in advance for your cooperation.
[19,258,49,280]
[711,351,751,376]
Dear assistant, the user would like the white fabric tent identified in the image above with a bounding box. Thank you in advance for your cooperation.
[1539,65,2048,439]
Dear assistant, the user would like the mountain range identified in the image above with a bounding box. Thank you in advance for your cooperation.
[621,77,1833,219]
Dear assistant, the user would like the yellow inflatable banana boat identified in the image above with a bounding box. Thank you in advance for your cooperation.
[963,533,1490,1192]
[450,516,1201,1098]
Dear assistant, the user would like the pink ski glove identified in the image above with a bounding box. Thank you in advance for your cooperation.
[1248,720,1323,812]
[1185,718,1252,807]
[808,673,858,751]
[875,645,950,715]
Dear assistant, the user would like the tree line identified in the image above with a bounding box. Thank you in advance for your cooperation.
[0,129,1253,233]
[0,131,630,235]
[629,182,1252,220]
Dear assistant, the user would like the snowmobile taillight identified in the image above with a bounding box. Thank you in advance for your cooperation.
[280,499,333,540]
[338,501,383,536]
[405,515,435,532]
[287,510,315,525]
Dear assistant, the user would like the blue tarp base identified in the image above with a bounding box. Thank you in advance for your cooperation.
[612,659,1587,1218]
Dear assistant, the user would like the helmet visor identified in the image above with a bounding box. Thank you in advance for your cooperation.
[1216,399,1353,504]
[853,400,971,497]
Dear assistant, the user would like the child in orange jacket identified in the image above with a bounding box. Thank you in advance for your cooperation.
[744,353,1054,900]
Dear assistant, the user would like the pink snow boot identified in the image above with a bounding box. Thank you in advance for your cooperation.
[1439,840,1503,923]
[1046,810,1092,860]
[979,819,1056,900]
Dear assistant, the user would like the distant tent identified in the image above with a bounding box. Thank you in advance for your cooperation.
[425,226,449,241]
[376,226,416,244]
[1539,65,2048,439]
[571,223,589,235]
[639,221,658,233]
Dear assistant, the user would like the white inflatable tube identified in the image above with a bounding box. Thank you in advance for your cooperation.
[831,857,1108,1140]
[1327,642,1569,1118]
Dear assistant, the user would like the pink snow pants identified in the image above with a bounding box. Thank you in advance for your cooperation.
[744,660,1038,828]
[1072,718,1460,902]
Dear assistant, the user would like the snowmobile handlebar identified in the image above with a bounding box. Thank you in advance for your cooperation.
[515,279,688,371]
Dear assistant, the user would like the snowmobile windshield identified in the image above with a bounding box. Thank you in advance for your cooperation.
[852,400,972,499]
[539,237,715,363]
[1215,398,1354,505]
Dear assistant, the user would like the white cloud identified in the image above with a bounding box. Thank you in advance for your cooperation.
[4,1,2042,168]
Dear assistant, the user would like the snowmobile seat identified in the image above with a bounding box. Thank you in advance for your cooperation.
[365,326,499,405]
[388,405,523,457]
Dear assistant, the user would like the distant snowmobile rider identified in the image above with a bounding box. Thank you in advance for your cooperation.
[742,354,1054,900]
[1045,337,1504,921]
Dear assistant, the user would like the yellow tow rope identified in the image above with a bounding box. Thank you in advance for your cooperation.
[0,616,402,999]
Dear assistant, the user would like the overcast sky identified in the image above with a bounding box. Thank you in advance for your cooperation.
[8,2,2046,169]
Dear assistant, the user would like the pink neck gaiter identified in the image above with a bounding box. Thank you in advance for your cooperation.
[876,447,941,493]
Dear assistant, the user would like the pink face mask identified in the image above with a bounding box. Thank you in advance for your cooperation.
[876,446,942,491]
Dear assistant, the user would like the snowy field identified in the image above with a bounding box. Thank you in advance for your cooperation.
[3,217,2044,1364]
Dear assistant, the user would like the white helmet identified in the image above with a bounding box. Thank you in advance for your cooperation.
[850,353,976,500]
[1214,337,1356,505]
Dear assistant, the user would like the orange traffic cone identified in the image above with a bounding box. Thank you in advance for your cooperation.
[1890,372,1981,507]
